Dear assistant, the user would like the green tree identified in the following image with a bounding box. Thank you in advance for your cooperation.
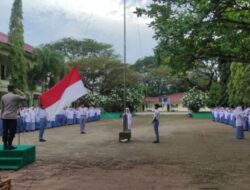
[132,56,191,96]
[70,57,139,94]
[228,63,250,107]
[8,0,27,90]
[206,83,221,108]
[28,47,66,92]
[47,38,117,61]
[136,0,250,104]
[131,56,158,73]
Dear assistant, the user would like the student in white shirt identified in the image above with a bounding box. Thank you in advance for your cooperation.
[152,104,160,143]
[37,104,48,142]
[66,108,74,125]
[123,108,132,132]
[24,109,31,132]
[79,106,87,134]
[233,106,244,139]
[30,107,36,131]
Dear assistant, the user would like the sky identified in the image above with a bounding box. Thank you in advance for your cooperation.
[0,0,157,64]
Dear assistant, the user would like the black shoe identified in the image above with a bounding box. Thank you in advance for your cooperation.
[8,146,17,150]
[81,132,86,134]
[153,141,160,143]
[39,139,46,142]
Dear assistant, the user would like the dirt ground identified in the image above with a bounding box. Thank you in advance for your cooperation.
[1,115,250,190]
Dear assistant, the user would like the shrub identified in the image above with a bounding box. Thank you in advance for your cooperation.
[182,87,207,112]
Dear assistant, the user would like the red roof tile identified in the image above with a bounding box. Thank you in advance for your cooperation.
[144,97,160,103]
[167,92,185,104]
[0,32,33,53]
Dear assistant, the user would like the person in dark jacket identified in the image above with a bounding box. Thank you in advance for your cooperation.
[1,85,27,150]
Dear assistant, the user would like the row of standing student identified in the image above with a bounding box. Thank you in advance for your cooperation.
[16,106,101,132]
[0,106,101,141]
[211,107,250,139]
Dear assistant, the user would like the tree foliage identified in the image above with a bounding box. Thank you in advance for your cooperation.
[136,0,250,105]
[8,0,27,90]
[136,0,250,67]
[228,62,250,107]
[206,82,221,108]
[46,38,117,61]
[27,47,66,92]
[132,56,192,96]
[70,57,139,94]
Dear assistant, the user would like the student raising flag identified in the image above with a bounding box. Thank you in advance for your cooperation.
[39,67,88,120]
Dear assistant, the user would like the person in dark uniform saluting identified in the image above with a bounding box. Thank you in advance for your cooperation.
[1,85,27,150]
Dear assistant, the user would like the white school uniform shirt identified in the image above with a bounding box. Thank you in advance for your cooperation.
[219,110,224,119]
[20,109,25,118]
[127,113,132,129]
[58,109,63,115]
[153,109,160,121]
[37,108,48,120]
[73,108,77,116]
[24,110,31,123]
[79,108,87,116]
[87,108,91,118]
[34,107,40,122]
[229,112,233,120]
[215,109,220,119]
[89,107,94,117]
[67,109,74,119]
[97,108,101,116]
[94,108,98,115]
[225,110,228,119]
[233,107,244,127]
[76,109,81,119]
[29,109,36,123]
[82,107,88,118]
[62,109,67,117]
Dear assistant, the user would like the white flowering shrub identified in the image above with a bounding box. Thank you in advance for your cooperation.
[83,88,144,112]
[84,92,108,106]
[182,87,207,112]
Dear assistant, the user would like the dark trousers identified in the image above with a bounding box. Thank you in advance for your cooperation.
[39,118,46,140]
[153,120,160,142]
[2,119,17,147]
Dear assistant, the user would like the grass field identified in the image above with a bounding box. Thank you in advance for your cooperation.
[1,115,250,190]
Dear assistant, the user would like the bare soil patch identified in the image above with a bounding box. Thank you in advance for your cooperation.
[1,115,250,190]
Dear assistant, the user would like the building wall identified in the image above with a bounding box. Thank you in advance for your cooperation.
[0,45,41,106]
[144,102,210,112]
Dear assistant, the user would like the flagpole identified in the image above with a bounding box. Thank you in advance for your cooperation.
[123,0,127,110]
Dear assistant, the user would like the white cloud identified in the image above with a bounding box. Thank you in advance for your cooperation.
[0,0,156,63]
[23,0,151,23]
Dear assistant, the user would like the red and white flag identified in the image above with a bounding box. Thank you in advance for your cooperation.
[39,67,87,118]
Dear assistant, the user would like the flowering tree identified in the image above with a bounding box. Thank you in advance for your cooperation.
[83,93,108,107]
[182,88,207,112]
[81,88,144,112]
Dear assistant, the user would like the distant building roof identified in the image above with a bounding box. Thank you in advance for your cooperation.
[144,93,186,104]
[144,97,160,103]
[0,32,33,53]
[167,92,185,104]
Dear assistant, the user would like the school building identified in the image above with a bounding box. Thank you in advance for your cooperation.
[0,32,40,104]
[144,92,210,112]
